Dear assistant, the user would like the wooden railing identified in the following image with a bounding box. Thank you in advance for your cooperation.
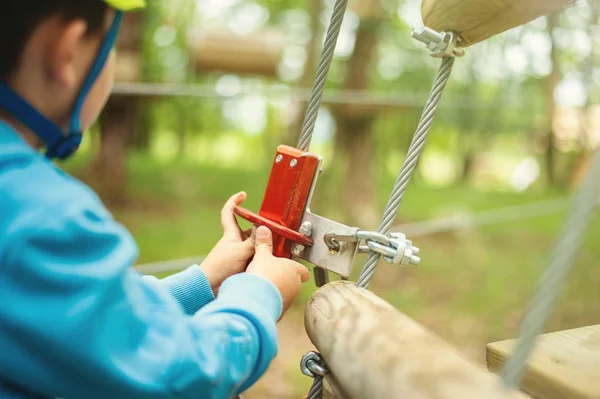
[305,281,526,399]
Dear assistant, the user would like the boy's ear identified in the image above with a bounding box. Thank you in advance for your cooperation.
[47,19,88,88]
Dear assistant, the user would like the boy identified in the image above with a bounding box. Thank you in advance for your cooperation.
[0,1,311,398]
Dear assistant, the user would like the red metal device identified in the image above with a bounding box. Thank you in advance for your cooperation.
[233,145,321,258]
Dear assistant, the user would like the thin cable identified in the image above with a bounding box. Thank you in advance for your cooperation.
[357,57,455,289]
[501,148,600,389]
[307,376,324,399]
[297,0,349,151]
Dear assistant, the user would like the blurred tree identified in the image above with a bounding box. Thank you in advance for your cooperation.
[286,0,322,146]
[545,12,560,186]
[332,1,385,227]
[570,1,600,187]
[92,12,142,204]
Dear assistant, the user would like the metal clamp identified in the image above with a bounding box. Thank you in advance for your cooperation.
[410,27,465,58]
[301,352,329,378]
[324,229,421,267]
[367,232,421,267]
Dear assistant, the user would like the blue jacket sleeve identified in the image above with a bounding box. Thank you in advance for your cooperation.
[0,199,282,399]
[142,266,216,315]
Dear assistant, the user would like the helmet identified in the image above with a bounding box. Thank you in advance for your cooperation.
[104,0,146,11]
[0,0,146,160]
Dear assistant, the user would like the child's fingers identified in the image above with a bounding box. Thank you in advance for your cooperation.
[221,192,246,236]
[242,228,254,240]
[296,263,311,283]
[241,230,256,254]
[254,226,274,258]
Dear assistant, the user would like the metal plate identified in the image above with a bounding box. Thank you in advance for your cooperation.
[299,212,359,278]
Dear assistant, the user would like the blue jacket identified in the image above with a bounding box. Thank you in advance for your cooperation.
[0,123,282,399]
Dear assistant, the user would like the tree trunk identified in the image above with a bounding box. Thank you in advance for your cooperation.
[462,149,476,181]
[91,12,141,203]
[569,1,599,188]
[286,0,322,146]
[133,102,152,151]
[333,21,379,227]
[92,98,136,205]
[177,103,188,157]
[545,12,560,186]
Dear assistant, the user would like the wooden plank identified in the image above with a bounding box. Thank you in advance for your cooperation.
[486,325,600,399]
[421,0,572,46]
[305,281,526,399]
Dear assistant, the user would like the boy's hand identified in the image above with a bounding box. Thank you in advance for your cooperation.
[247,226,311,318]
[201,192,255,295]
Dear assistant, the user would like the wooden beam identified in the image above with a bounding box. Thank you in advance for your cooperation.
[188,29,284,77]
[421,0,573,46]
[487,325,600,399]
[305,281,526,399]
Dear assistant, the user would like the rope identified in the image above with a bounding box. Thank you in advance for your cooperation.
[111,82,535,112]
[501,148,600,389]
[297,0,349,152]
[306,376,324,399]
[357,57,455,289]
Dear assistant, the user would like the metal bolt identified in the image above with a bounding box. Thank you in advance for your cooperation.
[293,221,312,258]
[290,159,298,168]
[299,221,312,236]
[275,154,283,163]
[292,245,305,258]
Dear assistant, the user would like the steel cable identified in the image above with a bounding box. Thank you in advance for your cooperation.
[357,57,455,288]
[306,376,324,399]
[297,0,348,152]
[501,148,600,389]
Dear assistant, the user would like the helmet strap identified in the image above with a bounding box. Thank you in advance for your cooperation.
[0,11,123,160]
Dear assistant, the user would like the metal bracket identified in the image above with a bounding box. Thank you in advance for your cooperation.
[298,212,360,278]
[233,145,322,259]
[411,27,465,58]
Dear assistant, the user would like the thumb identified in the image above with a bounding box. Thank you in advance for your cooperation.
[254,226,274,257]
[299,264,311,283]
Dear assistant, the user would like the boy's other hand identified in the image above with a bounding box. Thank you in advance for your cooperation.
[247,226,310,318]
[201,192,256,295]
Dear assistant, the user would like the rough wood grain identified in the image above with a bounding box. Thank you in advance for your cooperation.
[487,325,600,399]
[305,281,525,399]
[421,0,572,46]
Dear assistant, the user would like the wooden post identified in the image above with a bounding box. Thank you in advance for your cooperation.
[305,281,526,399]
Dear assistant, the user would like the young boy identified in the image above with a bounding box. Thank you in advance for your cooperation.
[0,1,311,398]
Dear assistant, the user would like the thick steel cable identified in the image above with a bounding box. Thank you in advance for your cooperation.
[501,148,600,389]
[300,2,348,395]
[357,57,455,289]
[307,376,324,399]
[297,0,348,152]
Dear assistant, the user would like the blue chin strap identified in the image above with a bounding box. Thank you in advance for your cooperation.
[0,11,123,160]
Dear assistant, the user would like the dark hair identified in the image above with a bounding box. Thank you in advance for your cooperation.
[0,1,108,80]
